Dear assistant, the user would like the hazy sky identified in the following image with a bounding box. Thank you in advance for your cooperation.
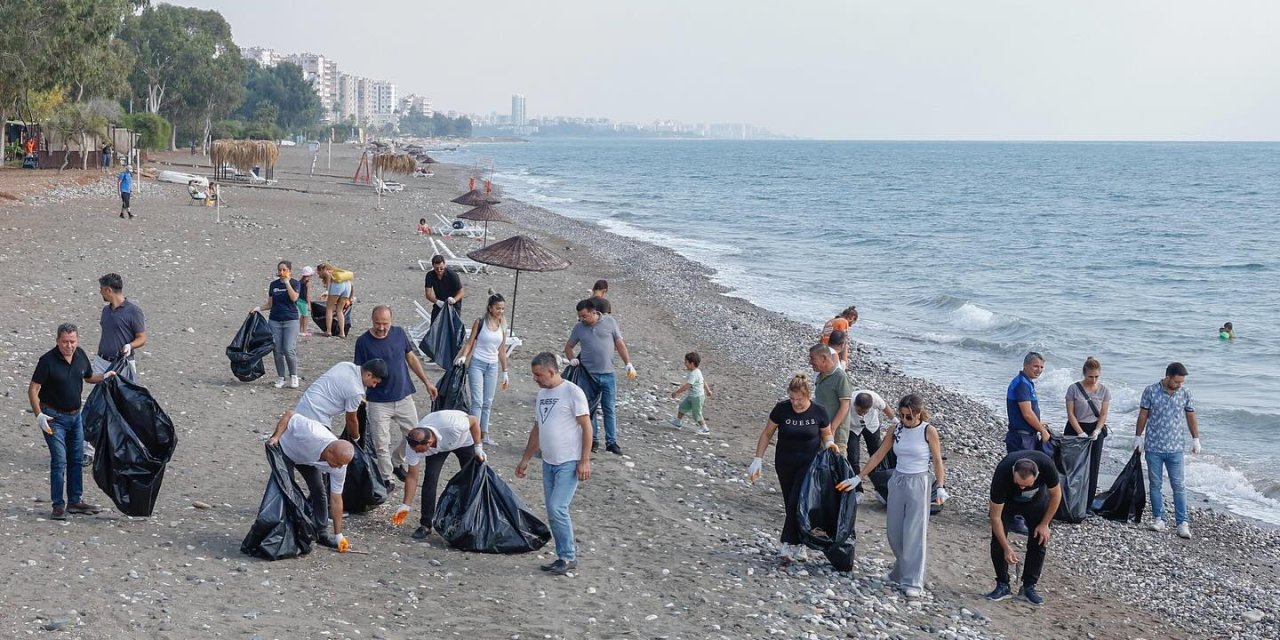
[172,1,1280,140]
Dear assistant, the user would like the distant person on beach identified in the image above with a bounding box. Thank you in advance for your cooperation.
[849,389,895,489]
[293,360,387,437]
[297,266,314,336]
[1005,352,1049,453]
[417,218,432,235]
[1135,362,1200,539]
[516,352,592,576]
[821,306,858,345]
[267,410,355,552]
[117,164,133,219]
[316,263,355,338]
[390,411,483,541]
[455,294,510,446]
[985,451,1061,606]
[840,394,946,597]
[1218,322,1234,340]
[356,306,439,485]
[28,323,113,520]
[591,279,611,314]
[669,351,710,434]
[423,255,464,323]
[101,142,112,169]
[810,343,854,459]
[565,298,636,455]
[250,261,301,389]
[827,329,851,368]
[1064,357,1110,504]
[746,373,837,562]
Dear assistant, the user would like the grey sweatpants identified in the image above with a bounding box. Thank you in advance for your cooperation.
[886,470,931,590]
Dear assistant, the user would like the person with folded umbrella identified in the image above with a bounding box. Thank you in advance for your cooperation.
[267,410,356,551]
[564,298,636,455]
[389,410,484,540]
[294,359,388,437]
[28,323,114,521]
[423,255,465,322]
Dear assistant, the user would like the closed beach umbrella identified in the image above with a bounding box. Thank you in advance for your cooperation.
[451,189,501,206]
[458,204,512,247]
[467,234,570,333]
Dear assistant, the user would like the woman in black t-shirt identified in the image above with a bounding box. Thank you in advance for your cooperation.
[747,373,836,561]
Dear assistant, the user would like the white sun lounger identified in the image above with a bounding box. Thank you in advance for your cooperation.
[434,213,487,239]
[429,237,489,274]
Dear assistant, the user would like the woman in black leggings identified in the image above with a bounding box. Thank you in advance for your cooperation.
[747,373,837,562]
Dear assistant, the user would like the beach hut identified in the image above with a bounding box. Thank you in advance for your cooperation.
[467,235,569,334]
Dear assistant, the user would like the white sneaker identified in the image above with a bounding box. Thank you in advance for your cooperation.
[696,424,710,435]
[668,419,683,429]
[778,544,795,561]
[903,587,923,598]
[482,436,497,447]
[273,377,286,389]
[1149,519,1166,532]
[1176,522,1192,539]
[289,375,299,389]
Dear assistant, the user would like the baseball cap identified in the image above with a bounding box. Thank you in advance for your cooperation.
[300,266,315,277]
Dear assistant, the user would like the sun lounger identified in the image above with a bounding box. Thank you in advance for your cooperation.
[433,213,487,239]
[432,237,489,274]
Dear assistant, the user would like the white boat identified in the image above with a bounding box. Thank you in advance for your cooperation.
[156,170,208,187]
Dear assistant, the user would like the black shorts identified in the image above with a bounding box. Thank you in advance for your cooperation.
[121,192,131,208]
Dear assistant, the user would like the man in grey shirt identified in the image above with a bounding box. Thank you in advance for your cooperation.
[564,298,635,455]
[95,273,145,380]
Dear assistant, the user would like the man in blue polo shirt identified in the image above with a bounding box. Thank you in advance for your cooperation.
[1135,362,1200,539]
[118,164,133,218]
[1005,351,1049,454]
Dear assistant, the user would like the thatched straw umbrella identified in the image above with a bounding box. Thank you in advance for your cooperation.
[211,139,280,180]
[373,153,416,176]
[467,235,569,333]
[458,204,511,247]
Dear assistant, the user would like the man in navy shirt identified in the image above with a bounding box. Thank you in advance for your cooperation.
[1004,351,1049,454]
[354,305,438,485]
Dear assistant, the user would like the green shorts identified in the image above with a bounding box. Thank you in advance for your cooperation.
[678,394,704,421]
[297,300,310,317]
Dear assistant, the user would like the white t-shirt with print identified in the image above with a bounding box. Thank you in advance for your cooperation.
[279,413,348,493]
[294,362,366,425]
[535,380,590,465]
[402,410,475,466]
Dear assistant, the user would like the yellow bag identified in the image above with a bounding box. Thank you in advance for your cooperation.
[331,267,354,283]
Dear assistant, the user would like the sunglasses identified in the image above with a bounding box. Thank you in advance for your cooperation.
[406,436,430,448]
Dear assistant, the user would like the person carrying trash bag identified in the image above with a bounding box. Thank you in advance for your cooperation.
[420,303,466,368]
[388,410,485,540]
[561,363,601,417]
[795,448,858,572]
[87,365,178,517]
[227,312,275,382]
[839,394,947,598]
[1092,450,1145,524]
[241,443,318,560]
[265,410,356,552]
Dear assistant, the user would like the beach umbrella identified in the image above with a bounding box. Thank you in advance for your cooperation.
[458,204,512,247]
[451,189,501,206]
[467,234,569,334]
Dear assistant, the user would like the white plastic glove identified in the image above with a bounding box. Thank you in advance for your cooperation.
[473,444,486,462]
[935,487,950,503]
[120,343,132,357]
[746,457,763,482]
[446,296,456,305]
[37,414,52,435]
[1090,428,1102,441]
[453,355,466,366]
[1134,434,1145,453]
[836,476,861,492]
[821,437,837,451]
[434,299,445,308]
[569,358,580,367]
[1191,437,1202,454]
[336,533,349,552]
[250,306,261,315]
[624,362,637,379]
[501,371,509,386]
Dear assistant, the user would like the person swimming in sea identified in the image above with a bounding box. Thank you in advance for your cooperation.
[1218,322,1234,340]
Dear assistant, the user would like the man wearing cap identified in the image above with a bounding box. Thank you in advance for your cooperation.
[294,360,387,438]
[267,410,356,550]
[28,323,113,520]
[355,305,438,484]
[389,410,484,540]
[423,255,465,322]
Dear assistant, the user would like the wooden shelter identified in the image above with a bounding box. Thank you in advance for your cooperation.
[211,139,279,180]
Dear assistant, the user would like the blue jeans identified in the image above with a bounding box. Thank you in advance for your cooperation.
[466,358,500,434]
[1145,450,1188,524]
[542,460,581,561]
[269,319,299,377]
[589,371,618,445]
[42,408,85,507]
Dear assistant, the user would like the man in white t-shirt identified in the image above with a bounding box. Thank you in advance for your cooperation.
[850,390,896,485]
[267,410,356,550]
[294,359,388,437]
[389,410,484,540]
[516,352,592,575]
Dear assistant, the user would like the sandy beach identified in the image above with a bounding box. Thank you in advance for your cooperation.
[1,146,1277,640]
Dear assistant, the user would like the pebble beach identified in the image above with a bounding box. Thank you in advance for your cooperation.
[0,146,1277,639]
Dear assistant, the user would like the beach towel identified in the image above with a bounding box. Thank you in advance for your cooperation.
[90,374,177,517]
[226,313,275,382]
[240,443,317,560]
[1092,450,1145,524]
[433,458,550,554]
[1052,435,1093,523]
[795,449,857,571]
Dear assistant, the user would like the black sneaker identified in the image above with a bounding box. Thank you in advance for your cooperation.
[50,506,67,521]
[393,466,408,482]
[985,582,1012,601]
[66,502,102,515]
[411,526,431,540]
[590,441,599,453]
[542,559,577,575]
[127,212,134,219]
[606,443,623,455]
[385,479,397,493]
[1021,584,1044,605]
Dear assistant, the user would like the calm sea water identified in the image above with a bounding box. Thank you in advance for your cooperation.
[450,139,1280,524]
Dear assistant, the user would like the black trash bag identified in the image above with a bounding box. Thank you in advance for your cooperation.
[561,365,601,415]
[90,374,177,516]
[83,358,132,444]
[1052,435,1093,523]
[226,313,275,382]
[433,458,551,554]
[341,404,389,513]
[311,300,354,335]
[868,450,898,503]
[241,443,317,560]
[432,363,471,412]
[795,449,857,571]
[419,304,465,366]
[1092,450,1145,524]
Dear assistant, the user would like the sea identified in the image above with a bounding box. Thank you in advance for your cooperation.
[448,139,1280,525]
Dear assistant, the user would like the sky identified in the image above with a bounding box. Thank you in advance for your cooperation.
[170,0,1280,140]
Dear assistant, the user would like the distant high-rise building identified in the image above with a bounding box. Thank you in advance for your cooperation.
[511,94,527,127]
[373,81,397,115]
[400,95,434,117]
[281,52,340,124]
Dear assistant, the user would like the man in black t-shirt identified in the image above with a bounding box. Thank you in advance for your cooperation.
[423,255,465,322]
[985,450,1061,606]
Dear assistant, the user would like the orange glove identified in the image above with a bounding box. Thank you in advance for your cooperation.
[336,534,350,553]
[390,504,410,526]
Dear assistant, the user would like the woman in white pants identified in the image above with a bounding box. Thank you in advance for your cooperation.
[843,393,946,597]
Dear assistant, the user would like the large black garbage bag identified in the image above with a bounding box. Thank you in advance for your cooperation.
[795,449,857,571]
[90,374,177,516]
[419,305,465,365]
[226,313,275,382]
[83,358,132,444]
[1052,435,1093,523]
[341,404,389,513]
[868,450,898,503]
[1092,450,1145,524]
[433,458,551,554]
[432,363,471,412]
[561,365,601,415]
[311,300,354,335]
[241,444,317,560]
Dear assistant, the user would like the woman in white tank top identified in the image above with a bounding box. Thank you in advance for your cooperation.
[457,294,509,445]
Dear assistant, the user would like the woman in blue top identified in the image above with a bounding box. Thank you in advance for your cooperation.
[250,261,301,388]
